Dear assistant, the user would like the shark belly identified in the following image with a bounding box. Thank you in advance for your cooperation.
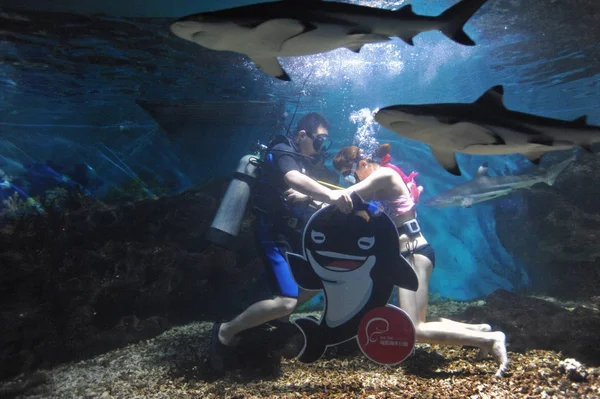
[532,125,600,147]
[278,24,358,56]
[461,124,591,155]
[277,23,391,57]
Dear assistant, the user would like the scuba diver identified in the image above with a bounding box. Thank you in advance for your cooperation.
[207,112,352,373]
[286,143,509,377]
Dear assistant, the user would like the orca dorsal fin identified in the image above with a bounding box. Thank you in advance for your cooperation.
[571,115,588,126]
[475,85,506,109]
[475,163,489,178]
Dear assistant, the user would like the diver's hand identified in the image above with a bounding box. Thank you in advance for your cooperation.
[328,190,353,214]
[283,188,312,203]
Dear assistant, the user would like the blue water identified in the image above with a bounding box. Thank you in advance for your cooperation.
[1,0,599,300]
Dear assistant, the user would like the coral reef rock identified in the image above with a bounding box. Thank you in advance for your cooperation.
[459,289,600,365]
[495,153,600,298]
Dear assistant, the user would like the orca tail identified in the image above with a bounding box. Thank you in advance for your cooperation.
[293,316,328,363]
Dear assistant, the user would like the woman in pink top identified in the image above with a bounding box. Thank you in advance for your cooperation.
[330,143,508,377]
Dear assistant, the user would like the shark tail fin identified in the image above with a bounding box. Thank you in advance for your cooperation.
[293,316,327,363]
[393,5,417,45]
[544,155,576,186]
[438,0,488,46]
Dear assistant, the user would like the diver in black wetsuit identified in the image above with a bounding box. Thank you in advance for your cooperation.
[207,112,352,372]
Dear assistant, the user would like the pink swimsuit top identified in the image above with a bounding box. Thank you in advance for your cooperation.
[378,154,423,218]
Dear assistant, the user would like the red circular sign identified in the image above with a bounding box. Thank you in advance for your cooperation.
[357,305,415,365]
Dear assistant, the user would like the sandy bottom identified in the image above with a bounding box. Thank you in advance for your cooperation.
[2,315,599,399]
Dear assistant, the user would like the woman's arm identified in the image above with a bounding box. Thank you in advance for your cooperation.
[283,170,335,202]
[342,167,397,199]
[284,170,353,212]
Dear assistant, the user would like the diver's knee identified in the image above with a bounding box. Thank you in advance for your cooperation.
[273,296,298,315]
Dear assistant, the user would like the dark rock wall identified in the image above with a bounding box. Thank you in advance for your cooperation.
[0,180,269,380]
[495,153,600,298]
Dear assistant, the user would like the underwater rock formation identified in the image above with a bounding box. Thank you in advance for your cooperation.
[495,153,600,298]
[0,180,269,381]
[460,289,600,365]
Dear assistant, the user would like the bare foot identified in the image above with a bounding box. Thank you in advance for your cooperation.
[475,323,492,333]
[489,331,508,377]
[218,323,240,346]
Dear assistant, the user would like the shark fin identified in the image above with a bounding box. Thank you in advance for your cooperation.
[545,155,575,186]
[396,4,415,16]
[248,55,291,81]
[398,35,415,46]
[252,19,310,52]
[524,151,546,165]
[476,163,489,177]
[438,0,488,46]
[475,85,506,108]
[344,43,364,53]
[571,115,589,127]
[394,5,416,44]
[430,146,461,176]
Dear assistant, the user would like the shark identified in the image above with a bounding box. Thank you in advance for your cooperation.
[169,0,489,81]
[374,85,600,176]
[424,154,576,208]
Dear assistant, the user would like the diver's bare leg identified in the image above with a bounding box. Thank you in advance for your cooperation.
[415,320,508,377]
[438,317,492,332]
[278,289,319,323]
[437,317,493,359]
[408,254,491,332]
[399,254,508,377]
[219,296,297,345]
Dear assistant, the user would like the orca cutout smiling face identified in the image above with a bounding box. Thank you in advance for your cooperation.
[301,193,402,283]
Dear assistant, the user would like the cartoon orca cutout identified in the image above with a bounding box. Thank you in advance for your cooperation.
[288,192,418,363]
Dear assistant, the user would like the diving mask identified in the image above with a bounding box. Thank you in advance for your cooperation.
[342,161,359,185]
[312,134,332,154]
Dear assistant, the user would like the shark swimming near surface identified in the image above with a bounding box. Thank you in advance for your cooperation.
[170,0,489,81]
[374,85,600,176]
[424,154,576,208]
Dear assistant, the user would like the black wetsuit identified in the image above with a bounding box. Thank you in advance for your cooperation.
[252,140,318,298]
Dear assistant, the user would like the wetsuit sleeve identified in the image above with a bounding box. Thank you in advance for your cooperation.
[269,143,303,175]
[277,153,302,175]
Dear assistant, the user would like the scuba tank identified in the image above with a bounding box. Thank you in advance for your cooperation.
[205,153,261,251]
[205,134,327,251]
[204,136,290,250]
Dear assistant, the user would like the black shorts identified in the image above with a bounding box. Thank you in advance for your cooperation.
[401,244,436,269]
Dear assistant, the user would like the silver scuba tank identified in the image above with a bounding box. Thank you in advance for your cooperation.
[205,154,259,251]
